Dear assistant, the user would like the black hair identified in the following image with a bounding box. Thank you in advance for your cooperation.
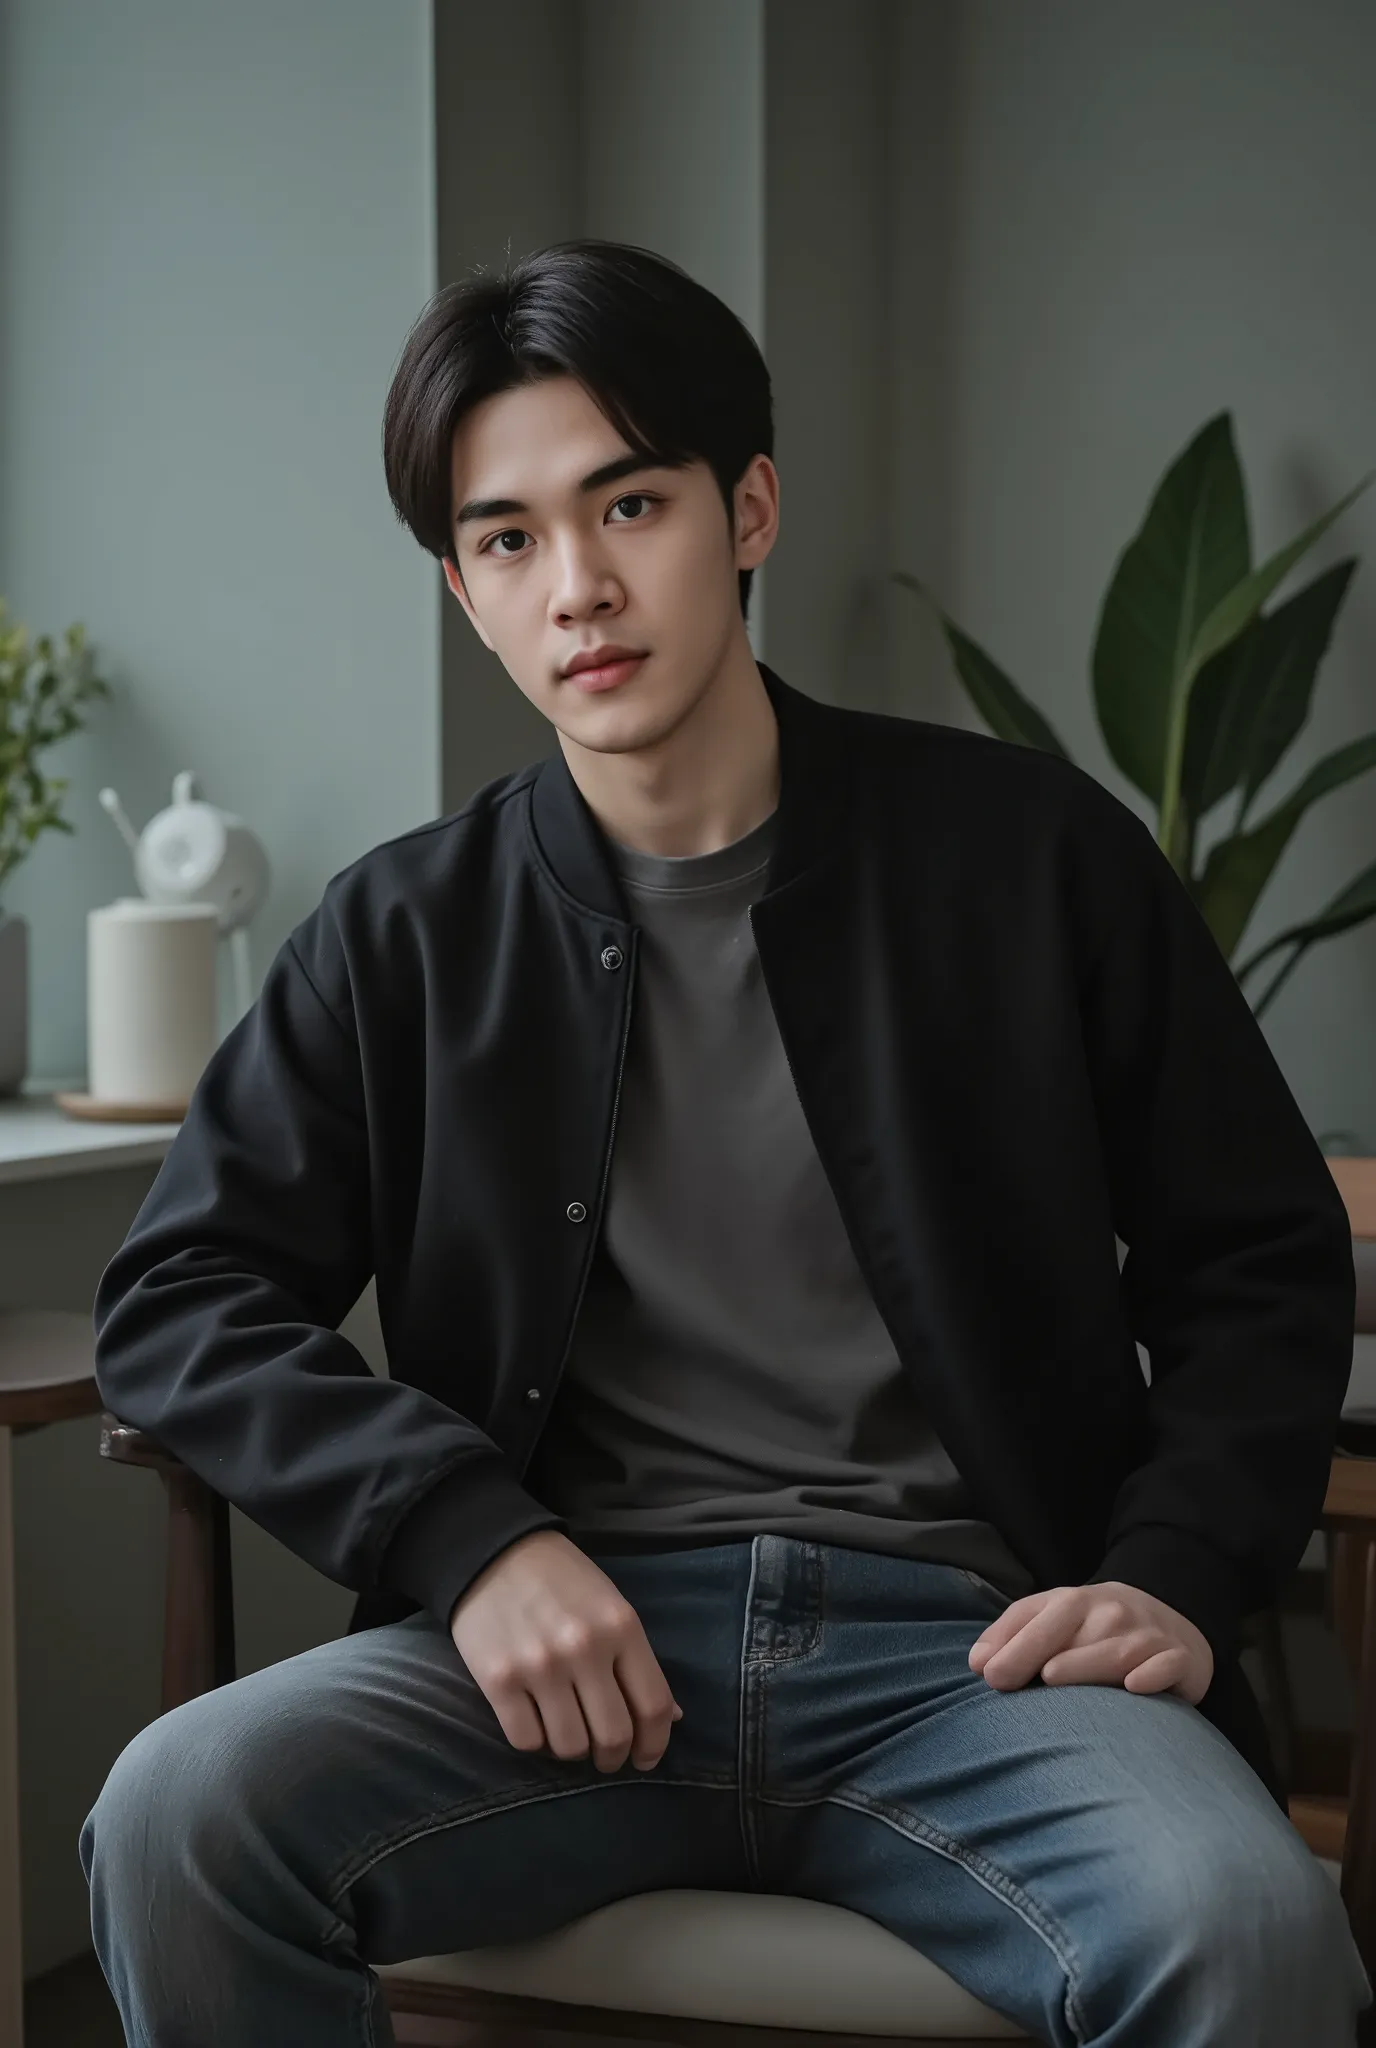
[381,239,773,619]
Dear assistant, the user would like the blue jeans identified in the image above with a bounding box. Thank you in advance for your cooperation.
[81,1536,1371,2046]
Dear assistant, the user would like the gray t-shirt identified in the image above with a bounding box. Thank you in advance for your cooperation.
[524,805,1035,1601]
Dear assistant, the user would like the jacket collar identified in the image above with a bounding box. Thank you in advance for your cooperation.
[527,661,856,926]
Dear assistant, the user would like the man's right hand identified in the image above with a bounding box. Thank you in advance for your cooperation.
[449,1528,684,1773]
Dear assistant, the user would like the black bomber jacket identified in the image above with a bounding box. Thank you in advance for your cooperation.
[92,663,1357,1810]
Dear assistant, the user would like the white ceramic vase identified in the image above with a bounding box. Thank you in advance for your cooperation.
[0,912,28,1099]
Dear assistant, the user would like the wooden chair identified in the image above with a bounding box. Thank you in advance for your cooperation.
[0,1310,106,2048]
[97,1159,1376,2048]
[1287,1159,1376,1883]
[94,1416,1376,2048]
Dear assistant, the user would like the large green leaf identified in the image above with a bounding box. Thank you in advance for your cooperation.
[1091,413,1250,806]
[1234,856,1376,1020]
[1160,474,1373,862]
[1181,559,1357,824]
[1194,731,1376,959]
[892,573,1072,758]
[1181,475,1372,687]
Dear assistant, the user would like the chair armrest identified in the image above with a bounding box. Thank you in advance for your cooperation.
[99,1410,236,1711]
[100,1415,188,1477]
[1322,1459,1376,1677]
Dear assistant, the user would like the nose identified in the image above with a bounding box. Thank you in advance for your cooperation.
[550,531,622,624]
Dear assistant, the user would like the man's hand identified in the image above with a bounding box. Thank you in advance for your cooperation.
[449,1529,684,1773]
[968,1581,1214,1705]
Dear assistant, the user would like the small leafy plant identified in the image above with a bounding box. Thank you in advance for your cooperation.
[0,597,111,910]
[895,413,1375,1019]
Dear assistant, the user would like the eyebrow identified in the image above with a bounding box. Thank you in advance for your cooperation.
[454,451,678,529]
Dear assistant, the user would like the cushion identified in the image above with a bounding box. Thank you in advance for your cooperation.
[377,1860,1345,2037]
[377,1888,1033,2037]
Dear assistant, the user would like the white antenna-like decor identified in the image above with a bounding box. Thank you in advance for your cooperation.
[97,787,140,859]
[93,775,271,1028]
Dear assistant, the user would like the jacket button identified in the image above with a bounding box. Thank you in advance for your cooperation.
[526,1386,541,1401]
[566,1201,587,1222]
[600,945,623,970]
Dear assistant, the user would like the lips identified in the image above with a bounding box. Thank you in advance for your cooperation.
[565,654,646,693]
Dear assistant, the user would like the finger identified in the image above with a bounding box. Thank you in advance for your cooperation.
[1039,1633,1166,1687]
[976,1625,1059,1689]
[967,1593,1043,1661]
[529,1672,597,1760]
[491,1684,551,1754]
[612,1641,681,1769]
[1122,1647,1195,1697]
[570,1666,638,1771]
[974,1594,1085,1690]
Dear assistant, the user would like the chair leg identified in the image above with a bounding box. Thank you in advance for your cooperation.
[0,1427,25,2048]
[1243,1604,1296,1799]
[1342,1534,1376,2014]
[160,1465,236,1713]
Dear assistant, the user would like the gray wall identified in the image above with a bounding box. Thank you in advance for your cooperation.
[760,0,892,711]
[581,0,763,338]
[887,0,961,723]
[921,0,1376,1152]
[0,0,436,1976]
[0,0,442,1072]
[433,0,582,813]
[436,0,768,813]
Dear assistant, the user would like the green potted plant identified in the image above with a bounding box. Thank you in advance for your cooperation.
[0,599,111,1096]
[894,412,1376,1023]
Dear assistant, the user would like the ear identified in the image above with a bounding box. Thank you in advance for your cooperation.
[733,454,779,571]
[442,557,496,653]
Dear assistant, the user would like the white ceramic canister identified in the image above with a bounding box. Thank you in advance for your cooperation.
[87,899,220,1107]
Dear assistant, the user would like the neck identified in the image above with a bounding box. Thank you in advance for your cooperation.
[558,636,780,859]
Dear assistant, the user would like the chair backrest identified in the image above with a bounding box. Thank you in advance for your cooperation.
[1357,1239,1376,1338]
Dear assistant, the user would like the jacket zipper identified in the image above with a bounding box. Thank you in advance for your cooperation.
[518,932,637,1479]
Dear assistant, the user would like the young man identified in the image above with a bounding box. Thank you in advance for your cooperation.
[82,240,1370,2045]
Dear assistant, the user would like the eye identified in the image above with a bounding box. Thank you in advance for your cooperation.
[476,492,660,561]
[480,528,530,559]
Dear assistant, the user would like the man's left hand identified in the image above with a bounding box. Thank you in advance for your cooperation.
[968,1581,1214,1706]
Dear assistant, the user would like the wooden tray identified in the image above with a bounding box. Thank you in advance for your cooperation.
[54,1091,186,1124]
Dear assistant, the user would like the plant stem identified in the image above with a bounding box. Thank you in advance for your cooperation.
[1157,704,1188,866]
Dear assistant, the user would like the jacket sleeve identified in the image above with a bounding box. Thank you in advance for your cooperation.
[1077,802,1356,1678]
[92,897,567,1629]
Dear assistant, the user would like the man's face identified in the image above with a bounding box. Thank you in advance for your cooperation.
[442,373,776,755]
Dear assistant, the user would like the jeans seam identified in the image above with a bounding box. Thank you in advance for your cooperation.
[745,1543,828,1668]
[325,1774,737,1908]
[758,1786,1090,2046]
